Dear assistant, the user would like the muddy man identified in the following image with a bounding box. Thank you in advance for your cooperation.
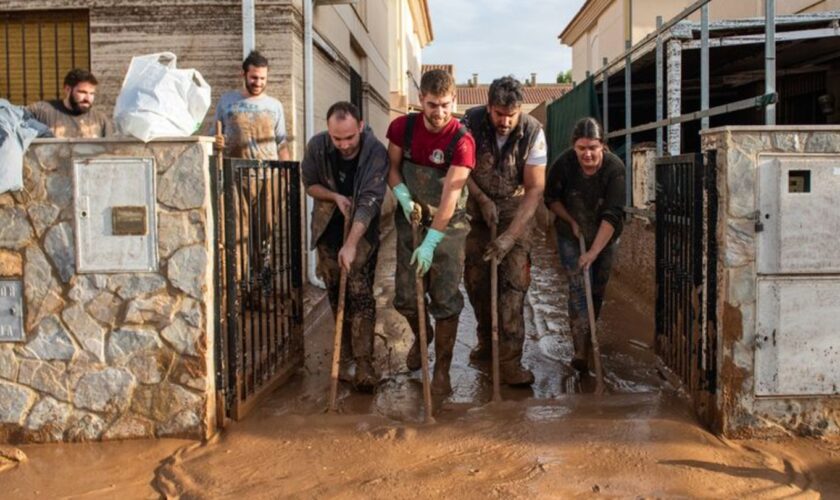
[385,69,476,396]
[544,117,625,372]
[461,76,547,386]
[302,101,389,392]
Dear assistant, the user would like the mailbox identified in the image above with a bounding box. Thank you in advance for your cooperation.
[73,157,158,273]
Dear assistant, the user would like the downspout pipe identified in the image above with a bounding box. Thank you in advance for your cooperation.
[304,0,325,288]
[242,0,255,58]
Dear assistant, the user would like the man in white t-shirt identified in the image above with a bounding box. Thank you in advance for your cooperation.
[461,76,547,386]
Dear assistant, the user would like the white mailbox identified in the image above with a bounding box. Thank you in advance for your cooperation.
[73,157,158,273]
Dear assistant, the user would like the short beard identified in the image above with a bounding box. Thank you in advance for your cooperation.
[67,94,89,115]
[245,81,264,97]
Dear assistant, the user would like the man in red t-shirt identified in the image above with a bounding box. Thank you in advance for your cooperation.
[386,69,476,397]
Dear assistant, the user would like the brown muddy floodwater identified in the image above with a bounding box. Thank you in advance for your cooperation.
[2,228,839,499]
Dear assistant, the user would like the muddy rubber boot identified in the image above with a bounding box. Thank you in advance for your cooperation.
[500,362,534,386]
[571,320,590,373]
[338,320,354,382]
[405,314,433,371]
[353,358,377,393]
[431,315,458,396]
[469,330,492,364]
[351,317,378,392]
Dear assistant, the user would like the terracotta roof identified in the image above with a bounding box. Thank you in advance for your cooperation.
[457,84,572,106]
[421,64,455,77]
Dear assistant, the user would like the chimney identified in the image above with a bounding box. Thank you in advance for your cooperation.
[531,73,537,86]
[472,73,478,87]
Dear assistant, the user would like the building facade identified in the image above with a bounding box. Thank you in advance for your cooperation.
[560,0,840,84]
[388,0,433,118]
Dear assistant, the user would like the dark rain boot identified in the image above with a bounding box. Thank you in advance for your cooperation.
[500,362,534,386]
[431,315,458,396]
[571,319,590,373]
[338,319,354,382]
[405,313,433,371]
[469,328,492,364]
[351,317,378,392]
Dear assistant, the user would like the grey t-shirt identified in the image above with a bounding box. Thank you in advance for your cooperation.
[26,100,114,138]
[213,91,287,160]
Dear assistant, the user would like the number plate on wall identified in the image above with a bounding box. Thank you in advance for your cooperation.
[73,157,158,273]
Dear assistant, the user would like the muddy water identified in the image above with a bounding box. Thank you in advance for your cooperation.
[2,227,839,498]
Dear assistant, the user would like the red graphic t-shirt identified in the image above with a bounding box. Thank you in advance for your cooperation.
[386,114,476,170]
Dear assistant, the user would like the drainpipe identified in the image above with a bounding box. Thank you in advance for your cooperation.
[242,0,255,58]
[304,0,324,288]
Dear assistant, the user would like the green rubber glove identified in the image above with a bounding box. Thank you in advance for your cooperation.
[392,183,416,222]
[410,228,445,276]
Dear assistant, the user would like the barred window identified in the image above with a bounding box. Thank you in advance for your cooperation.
[0,10,90,105]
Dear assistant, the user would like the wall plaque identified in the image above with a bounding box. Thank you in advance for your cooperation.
[0,280,24,342]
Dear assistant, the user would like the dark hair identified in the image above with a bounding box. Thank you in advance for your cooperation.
[63,68,98,88]
[571,117,605,144]
[242,50,269,72]
[420,69,456,96]
[487,76,524,108]
[326,101,362,123]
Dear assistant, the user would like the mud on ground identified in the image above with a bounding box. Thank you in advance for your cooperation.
[2,227,839,499]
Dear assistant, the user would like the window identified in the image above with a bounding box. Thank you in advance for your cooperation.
[0,10,90,105]
[350,67,363,120]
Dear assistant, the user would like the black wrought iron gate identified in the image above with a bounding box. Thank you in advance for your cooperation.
[213,158,304,420]
[655,152,718,397]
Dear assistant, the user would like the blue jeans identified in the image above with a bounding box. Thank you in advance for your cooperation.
[556,236,617,346]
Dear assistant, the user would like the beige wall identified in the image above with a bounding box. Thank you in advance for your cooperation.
[568,0,840,82]
[389,0,428,118]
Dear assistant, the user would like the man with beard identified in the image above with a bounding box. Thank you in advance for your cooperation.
[27,68,113,138]
[213,50,290,160]
[461,76,546,386]
[302,101,388,391]
[386,69,476,396]
[213,50,290,308]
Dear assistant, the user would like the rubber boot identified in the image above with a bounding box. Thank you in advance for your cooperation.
[351,317,378,392]
[500,362,534,386]
[571,319,590,373]
[405,313,433,371]
[432,315,458,396]
[469,329,492,363]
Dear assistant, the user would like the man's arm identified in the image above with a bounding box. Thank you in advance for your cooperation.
[338,221,366,272]
[467,177,497,225]
[429,165,470,232]
[277,142,291,161]
[387,142,404,188]
[484,163,545,261]
[306,184,351,218]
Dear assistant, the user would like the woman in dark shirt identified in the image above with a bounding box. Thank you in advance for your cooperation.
[544,117,626,372]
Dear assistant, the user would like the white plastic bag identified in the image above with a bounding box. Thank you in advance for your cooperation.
[114,52,211,142]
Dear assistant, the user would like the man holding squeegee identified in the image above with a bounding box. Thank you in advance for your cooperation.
[302,101,388,392]
[386,69,476,397]
[461,76,547,386]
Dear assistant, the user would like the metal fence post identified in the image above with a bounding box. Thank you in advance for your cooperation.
[655,16,664,157]
[624,0,633,207]
[701,4,710,130]
[667,38,682,156]
[603,57,609,135]
[765,0,776,125]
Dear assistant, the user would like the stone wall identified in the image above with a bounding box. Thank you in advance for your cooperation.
[0,138,216,443]
[702,126,840,437]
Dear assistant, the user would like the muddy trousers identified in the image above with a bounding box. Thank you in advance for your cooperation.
[392,212,466,392]
[234,173,279,294]
[316,242,378,365]
[463,221,531,369]
[556,236,617,364]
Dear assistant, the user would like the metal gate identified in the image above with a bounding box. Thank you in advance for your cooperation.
[213,158,304,420]
[655,152,718,396]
